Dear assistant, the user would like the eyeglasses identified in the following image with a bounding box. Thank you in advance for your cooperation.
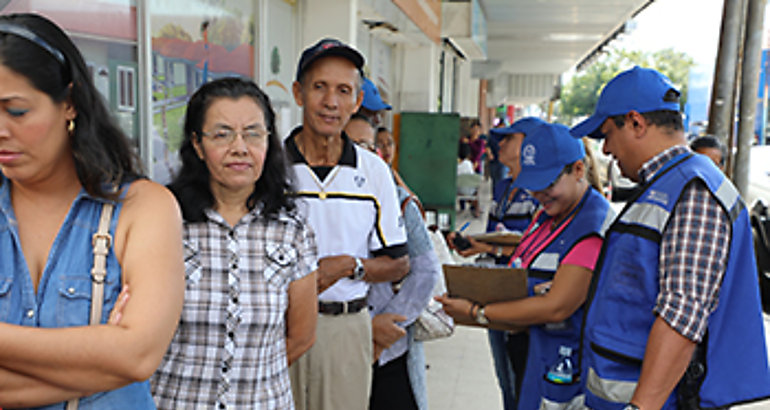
[200,128,268,146]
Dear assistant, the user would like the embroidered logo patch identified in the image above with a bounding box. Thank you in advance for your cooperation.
[354,175,366,187]
[522,144,536,166]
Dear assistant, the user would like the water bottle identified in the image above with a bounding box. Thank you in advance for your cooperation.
[545,345,574,384]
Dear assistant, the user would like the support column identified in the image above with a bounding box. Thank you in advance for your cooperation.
[735,0,767,195]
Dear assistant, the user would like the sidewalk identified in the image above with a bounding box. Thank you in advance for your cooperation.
[425,178,504,410]
[423,178,770,409]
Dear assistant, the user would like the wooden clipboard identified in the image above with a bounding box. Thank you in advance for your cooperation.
[443,264,528,331]
[471,232,522,246]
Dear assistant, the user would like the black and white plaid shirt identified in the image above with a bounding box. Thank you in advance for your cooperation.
[151,206,317,409]
[638,145,730,342]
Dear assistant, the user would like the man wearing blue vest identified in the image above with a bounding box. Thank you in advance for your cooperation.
[570,66,770,410]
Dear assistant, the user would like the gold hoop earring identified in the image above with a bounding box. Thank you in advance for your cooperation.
[67,119,75,136]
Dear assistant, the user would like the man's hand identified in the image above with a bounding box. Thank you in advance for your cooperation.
[445,232,491,258]
[372,313,407,349]
[316,255,354,293]
[373,342,385,363]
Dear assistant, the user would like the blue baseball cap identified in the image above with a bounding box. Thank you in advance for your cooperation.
[489,116,546,144]
[514,123,586,191]
[296,38,364,82]
[570,66,681,139]
[361,77,392,111]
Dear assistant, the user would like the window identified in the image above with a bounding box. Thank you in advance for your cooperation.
[117,66,135,111]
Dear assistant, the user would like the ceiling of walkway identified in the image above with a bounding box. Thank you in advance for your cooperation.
[476,0,655,74]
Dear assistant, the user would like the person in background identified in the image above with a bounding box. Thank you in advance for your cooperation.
[467,119,487,174]
[571,66,770,409]
[286,38,409,410]
[376,126,421,205]
[357,77,392,127]
[346,117,439,410]
[447,117,543,409]
[457,143,480,217]
[690,134,726,171]
[0,13,184,408]
[439,122,614,410]
[345,113,377,152]
[151,78,317,409]
[487,118,511,189]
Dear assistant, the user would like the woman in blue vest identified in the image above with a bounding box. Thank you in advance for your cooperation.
[447,117,542,409]
[439,122,614,409]
[0,13,184,408]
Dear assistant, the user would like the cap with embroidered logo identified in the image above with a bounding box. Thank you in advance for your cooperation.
[361,77,391,111]
[570,66,680,139]
[489,116,546,144]
[514,122,585,191]
[296,38,364,82]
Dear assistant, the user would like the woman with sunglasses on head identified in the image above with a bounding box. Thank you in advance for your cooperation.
[0,13,184,408]
[150,77,318,409]
[438,122,614,410]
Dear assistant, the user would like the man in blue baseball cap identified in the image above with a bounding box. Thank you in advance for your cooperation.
[574,66,770,410]
[357,77,392,126]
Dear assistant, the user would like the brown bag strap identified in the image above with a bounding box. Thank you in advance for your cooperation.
[400,194,425,220]
[66,201,114,410]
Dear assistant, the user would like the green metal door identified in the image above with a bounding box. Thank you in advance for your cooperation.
[398,112,460,230]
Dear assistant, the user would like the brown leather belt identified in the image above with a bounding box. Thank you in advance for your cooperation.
[318,297,368,315]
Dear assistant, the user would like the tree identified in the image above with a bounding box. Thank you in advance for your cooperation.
[556,47,695,124]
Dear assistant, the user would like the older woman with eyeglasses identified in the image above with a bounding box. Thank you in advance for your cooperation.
[438,122,614,410]
[150,77,318,409]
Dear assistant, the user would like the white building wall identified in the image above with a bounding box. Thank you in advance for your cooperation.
[298,0,357,48]
[396,42,439,112]
[454,60,479,118]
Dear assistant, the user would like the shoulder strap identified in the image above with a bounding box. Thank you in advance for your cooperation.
[400,194,425,220]
[66,201,114,410]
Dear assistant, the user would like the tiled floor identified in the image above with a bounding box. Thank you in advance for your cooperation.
[424,178,770,409]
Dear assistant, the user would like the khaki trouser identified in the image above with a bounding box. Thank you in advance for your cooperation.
[290,308,373,410]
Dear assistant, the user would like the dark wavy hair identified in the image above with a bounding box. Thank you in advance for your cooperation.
[168,77,295,222]
[0,13,141,199]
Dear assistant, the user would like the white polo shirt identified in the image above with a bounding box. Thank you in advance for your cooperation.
[286,128,408,302]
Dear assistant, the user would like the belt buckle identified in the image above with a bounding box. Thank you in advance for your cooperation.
[341,301,349,315]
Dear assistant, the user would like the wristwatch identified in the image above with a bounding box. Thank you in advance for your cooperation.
[494,246,503,258]
[623,404,640,410]
[474,306,489,325]
[350,257,366,280]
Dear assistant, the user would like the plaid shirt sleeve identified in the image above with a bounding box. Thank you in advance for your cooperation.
[655,180,730,342]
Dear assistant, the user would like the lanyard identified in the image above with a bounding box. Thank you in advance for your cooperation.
[495,180,519,221]
[510,187,590,268]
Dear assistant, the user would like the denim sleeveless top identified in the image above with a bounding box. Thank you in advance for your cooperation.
[0,175,155,409]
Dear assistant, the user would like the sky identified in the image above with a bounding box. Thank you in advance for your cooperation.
[619,0,725,67]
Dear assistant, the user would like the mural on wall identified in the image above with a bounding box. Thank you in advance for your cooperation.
[0,0,139,142]
[150,0,255,183]
[263,0,295,137]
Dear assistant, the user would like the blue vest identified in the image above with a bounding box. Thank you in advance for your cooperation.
[0,176,156,409]
[517,187,613,410]
[487,177,539,264]
[582,153,770,409]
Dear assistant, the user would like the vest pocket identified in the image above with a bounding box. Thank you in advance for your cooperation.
[585,341,642,404]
